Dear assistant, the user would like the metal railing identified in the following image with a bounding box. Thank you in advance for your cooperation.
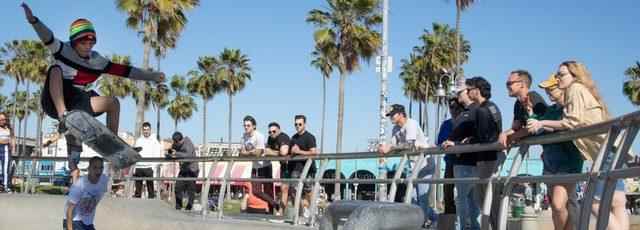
[12,110,640,230]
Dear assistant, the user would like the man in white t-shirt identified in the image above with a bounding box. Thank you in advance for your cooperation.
[63,156,108,230]
[240,115,279,213]
[133,122,162,199]
[378,104,436,226]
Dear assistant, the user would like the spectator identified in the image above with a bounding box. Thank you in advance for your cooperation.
[526,74,583,230]
[443,80,480,230]
[166,132,198,210]
[527,61,628,230]
[133,122,162,199]
[378,104,435,227]
[0,112,15,192]
[63,157,109,230]
[265,122,290,215]
[444,76,503,229]
[498,70,548,148]
[241,182,271,214]
[289,115,318,218]
[438,97,463,224]
[240,115,279,214]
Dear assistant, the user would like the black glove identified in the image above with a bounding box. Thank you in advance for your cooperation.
[57,111,70,133]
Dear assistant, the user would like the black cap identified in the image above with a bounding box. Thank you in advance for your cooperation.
[385,104,405,117]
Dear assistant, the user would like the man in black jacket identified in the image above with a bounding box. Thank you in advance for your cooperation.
[468,77,503,230]
[166,132,198,210]
[444,77,503,229]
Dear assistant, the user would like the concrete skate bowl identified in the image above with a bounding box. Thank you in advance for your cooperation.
[0,194,310,230]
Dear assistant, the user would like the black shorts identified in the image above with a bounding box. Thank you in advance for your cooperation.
[285,161,316,179]
[41,65,102,120]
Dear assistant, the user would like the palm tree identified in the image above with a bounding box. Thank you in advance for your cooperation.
[29,90,44,155]
[307,0,382,200]
[0,95,8,113]
[187,56,223,146]
[167,74,197,131]
[27,90,42,156]
[150,83,170,141]
[453,0,476,79]
[1,40,45,135]
[6,91,28,155]
[1,40,49,155]
[218,48,252,152]
[310,46,337,154]
[115,0,200,138]
[400,23,470,131]
[623,61,640,105]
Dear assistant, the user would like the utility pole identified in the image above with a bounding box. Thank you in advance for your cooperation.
[376,0,391,202]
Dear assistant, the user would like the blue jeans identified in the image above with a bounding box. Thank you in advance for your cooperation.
[454,165,480,230]
[593,152,626,200]
[409,156,436,223]
[1,144,10,189]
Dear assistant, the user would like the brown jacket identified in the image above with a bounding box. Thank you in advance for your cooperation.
[560,83,608,161]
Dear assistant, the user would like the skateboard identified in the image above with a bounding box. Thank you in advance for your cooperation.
[62,110,141,169]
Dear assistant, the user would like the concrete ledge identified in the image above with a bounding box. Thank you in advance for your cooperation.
[319,200,424,230]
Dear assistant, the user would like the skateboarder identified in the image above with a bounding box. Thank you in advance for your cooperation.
[21,3,165,184]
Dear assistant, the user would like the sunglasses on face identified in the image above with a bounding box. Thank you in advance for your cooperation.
[243,124,252,127]
[506,80,522,87]
[269,130,277,134]
[295,123,304,127]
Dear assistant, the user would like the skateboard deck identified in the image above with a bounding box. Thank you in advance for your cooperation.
[63,110,141,169]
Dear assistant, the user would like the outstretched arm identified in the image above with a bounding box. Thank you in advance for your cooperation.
[22,3,62,53]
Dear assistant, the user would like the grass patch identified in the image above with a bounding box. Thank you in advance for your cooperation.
[223,199,242,215]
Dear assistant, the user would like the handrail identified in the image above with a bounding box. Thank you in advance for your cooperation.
[9,110,640,229]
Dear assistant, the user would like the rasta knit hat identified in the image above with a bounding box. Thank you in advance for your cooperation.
[69,18,96,42]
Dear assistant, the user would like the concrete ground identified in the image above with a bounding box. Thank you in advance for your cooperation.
[2,194,639,230]
[0,194,310,230]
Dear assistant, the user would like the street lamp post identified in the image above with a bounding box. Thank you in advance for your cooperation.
[376,0,391,202]
[433,70,455,208]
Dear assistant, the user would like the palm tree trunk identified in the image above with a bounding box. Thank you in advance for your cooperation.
[12,79,18,136]
[200,100,207,178]
[23,82,30,156]
[423,84,430,136]
[17,120,22,156]
[228,93,233,156]
[36,112,43,156]
[23,116,28,156]
[203,100,207,147]
[174,119,178,133]
[335,73,346,200]
[321,76,326,154]
[408,99,413,119]
[156,106,161,141]
[455,4,462,79]
[135,24,152,138]
[155,52,162,141]
[418,102,423,128]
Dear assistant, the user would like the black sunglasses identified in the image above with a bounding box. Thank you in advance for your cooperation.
[269,130,277,134]
[295,123,304,127]
[506,80,522,87]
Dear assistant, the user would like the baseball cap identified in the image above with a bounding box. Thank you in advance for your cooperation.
[538,73,559,89]
[385,104,405,117]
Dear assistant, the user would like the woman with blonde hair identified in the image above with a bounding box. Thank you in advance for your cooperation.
[528,60,628,230]
[0,112,15,192]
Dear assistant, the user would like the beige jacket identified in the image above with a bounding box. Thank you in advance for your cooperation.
[561,83,609,161]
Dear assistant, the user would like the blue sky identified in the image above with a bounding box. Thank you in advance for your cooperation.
[1,0,639,156]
